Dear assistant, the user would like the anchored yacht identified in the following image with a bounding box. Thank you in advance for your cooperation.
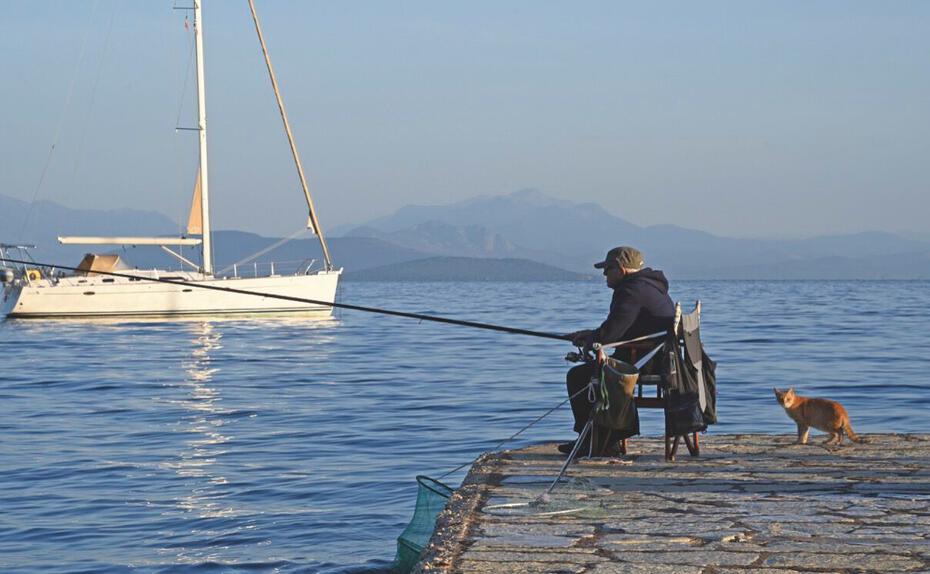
[1,1,340,319]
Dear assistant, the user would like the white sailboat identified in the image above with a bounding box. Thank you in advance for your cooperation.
[1,1,341,319]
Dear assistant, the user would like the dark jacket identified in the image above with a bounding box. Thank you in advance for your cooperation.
[593,268,675,344]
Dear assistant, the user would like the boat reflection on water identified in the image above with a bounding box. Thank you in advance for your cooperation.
[159,317,341,566]
[156,321,244,566]
[173,322,233,518]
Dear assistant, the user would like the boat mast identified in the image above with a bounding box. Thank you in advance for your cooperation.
[193,0,213,275]
[247,0,334,271]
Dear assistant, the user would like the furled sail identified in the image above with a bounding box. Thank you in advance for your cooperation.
[76,253,130,275]
[187,168,203,235]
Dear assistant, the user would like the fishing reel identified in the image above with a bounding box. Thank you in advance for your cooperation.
[565,344,597,364]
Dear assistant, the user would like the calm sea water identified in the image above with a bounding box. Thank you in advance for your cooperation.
[1,280,928,573]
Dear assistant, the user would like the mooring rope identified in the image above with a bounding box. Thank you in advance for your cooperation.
[2,258,572,341]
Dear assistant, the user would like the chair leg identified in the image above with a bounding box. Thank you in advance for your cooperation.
[664,434,672,461]
[683,433,699,456]
[619,438,628,455]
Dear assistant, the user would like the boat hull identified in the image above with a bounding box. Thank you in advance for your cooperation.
[2,283,21,316]
[5,271,341,319]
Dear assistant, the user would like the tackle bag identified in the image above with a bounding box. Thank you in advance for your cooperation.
[592,358,640,441]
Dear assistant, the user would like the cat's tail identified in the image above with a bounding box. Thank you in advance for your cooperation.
[844,421,865,443]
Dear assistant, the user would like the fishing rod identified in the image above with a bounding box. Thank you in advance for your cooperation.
[1,258,572,341]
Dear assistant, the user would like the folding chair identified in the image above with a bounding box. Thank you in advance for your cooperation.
[548,308,716,500]
[607,301,715,461]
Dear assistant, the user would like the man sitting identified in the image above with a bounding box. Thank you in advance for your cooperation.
[563,246,676,455]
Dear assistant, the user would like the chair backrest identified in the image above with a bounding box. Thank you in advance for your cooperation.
[677,301,707,410]
[672,300,700,337]
[612,301,713,461]
[630,301,700,392]
[679,300,701,340]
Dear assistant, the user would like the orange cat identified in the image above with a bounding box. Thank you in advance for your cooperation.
[773,387,863,445]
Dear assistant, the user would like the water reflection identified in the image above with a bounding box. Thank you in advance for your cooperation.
[174,321,233,518]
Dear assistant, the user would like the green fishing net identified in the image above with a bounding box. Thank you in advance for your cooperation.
[391,475,454,573]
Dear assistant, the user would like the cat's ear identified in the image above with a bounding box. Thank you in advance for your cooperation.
[787,387,795,394]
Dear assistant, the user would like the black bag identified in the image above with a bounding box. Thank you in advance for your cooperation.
[662,334,707,436]
[664,389,704,437]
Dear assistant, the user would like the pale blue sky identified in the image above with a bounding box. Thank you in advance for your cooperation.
[1,1,927,239]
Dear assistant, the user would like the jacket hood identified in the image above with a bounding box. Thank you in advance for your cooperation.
[623,267,669,294]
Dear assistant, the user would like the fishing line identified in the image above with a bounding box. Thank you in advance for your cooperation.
[2,258,572,341]
[437,384,591,480]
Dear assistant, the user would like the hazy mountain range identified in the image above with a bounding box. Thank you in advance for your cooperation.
[2,190,928,279]
[335,189,930,279]
[343,256,590,282]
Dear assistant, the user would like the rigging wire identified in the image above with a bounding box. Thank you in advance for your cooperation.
[19,0,101,243]
[69,3,117,186]
[172,13,198,262]
[247,0,334,270]
[216,227,310,276]
[2,257,572,341]
[174,25,196,130]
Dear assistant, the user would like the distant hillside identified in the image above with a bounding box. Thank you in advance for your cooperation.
[0,193,436,274]
[347,221,518,258]
[339,189,930,279]
[344,220,566,267]
[4,191,929,279]
[348,189,637,270]
[343,256,593,281]
[0,193,182,266]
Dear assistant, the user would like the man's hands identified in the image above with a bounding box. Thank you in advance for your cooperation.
[567,329,594,348]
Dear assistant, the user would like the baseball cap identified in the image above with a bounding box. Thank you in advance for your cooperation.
[593,246,645,270]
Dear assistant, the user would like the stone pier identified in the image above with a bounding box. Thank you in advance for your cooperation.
[415,434,930,574]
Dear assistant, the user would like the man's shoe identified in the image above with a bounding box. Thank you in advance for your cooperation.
[558,440,595,458]
[601,443,622,458]
[558,440,621,458]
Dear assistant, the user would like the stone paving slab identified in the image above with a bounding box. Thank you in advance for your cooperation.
[415,434,930,574]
